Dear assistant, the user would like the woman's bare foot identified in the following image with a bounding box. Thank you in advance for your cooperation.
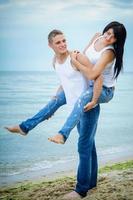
[48,133,65,144]
[4,125,27,136]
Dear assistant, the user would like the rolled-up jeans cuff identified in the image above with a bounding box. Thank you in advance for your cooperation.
[19,124,28,134]
[58,131,67,142]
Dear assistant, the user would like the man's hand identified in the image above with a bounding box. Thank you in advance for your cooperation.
[84,101,96,112]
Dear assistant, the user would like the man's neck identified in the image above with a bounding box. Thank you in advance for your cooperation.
[56,51,69,64]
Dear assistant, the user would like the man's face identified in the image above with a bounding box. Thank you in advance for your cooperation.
[49,34,67,54]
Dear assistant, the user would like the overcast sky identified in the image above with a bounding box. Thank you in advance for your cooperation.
[0,0,133,71]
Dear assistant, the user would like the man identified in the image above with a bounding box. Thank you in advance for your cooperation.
[5,30,101,198]
[47,30,100,198]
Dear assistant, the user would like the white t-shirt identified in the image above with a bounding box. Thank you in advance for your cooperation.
[85,36,116,87]
[55,55,88,110]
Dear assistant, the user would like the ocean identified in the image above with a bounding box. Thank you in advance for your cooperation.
[0,71,133,186]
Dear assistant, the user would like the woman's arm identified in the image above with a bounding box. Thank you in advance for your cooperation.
[83,32,101,54]
[71,50,115,80]
[75,53,93,72]
[70,32,101,73]
[84,75,103,111]
[74,51,103,111]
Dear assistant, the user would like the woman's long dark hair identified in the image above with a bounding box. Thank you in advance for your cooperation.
[103,21,127,78]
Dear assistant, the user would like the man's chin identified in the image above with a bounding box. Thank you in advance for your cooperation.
[60,49,67,54]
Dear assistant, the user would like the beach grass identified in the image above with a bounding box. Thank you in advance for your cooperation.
[99,159,133,173]
[0,160,133,200]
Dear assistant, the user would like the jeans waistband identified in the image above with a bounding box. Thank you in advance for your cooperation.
[103,85,115,90]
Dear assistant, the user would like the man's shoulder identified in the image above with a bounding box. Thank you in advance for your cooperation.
[52,55,56,68]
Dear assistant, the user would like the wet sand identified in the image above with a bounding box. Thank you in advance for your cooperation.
[0,160,133,200]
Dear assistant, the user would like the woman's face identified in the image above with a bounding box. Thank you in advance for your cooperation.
[103,28,117,45]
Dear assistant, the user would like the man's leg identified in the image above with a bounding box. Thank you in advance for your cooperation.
[89,141,98,189]
[5,91,66,135]
[75,105,100,197]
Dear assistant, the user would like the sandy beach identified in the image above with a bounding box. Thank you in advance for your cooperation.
[0,160,132,200]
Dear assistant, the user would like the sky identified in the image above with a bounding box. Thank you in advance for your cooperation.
[0,0,133,72]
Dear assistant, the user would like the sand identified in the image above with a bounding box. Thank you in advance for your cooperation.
[0,160,133,200]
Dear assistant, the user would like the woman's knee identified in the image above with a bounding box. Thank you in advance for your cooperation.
[56,91,66,105]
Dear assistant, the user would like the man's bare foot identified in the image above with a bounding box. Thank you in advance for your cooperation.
[48,133,65,144]
[63,191,82,199]
[4,125,27,136]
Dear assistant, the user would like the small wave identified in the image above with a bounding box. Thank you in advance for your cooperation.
[0,156,76,176]
[98,145,133,156]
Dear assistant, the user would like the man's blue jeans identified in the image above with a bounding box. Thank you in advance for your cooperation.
[75,104,100,197]
[19,91,66,134]
[59,86,114,140]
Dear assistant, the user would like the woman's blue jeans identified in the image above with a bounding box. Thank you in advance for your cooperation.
[19,91,66,134]
[59,86,114,140]
[75,104,100,197]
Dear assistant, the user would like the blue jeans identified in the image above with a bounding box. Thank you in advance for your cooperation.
[59,86,114,140]
[19,91,66,134]
[75,104,100,197]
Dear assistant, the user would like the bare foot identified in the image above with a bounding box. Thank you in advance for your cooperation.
[63,191,82,199]
[48,134,65,144]
[4,125,27,136]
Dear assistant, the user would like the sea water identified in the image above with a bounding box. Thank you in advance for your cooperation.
[0,71,133,186]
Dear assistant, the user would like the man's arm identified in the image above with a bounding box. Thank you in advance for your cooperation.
[55,85,63,95]
[52,85,63,100]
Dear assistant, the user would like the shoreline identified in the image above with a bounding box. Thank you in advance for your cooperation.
[0,153,133,188]
[25,154,133,184]
[0,160,133,200]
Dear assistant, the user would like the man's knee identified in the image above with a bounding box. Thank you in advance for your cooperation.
[78,140,92,154]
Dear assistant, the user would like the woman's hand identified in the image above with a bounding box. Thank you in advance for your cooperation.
[70,50,79,60]
[70,51,80,70]
[84,100,97,112]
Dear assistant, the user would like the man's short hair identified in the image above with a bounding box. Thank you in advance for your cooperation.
[48,29,63,43]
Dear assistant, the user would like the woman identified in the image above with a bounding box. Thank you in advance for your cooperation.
[49,21,127,144]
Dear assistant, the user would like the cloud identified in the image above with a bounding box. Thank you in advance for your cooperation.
[0,0,133,37]
[0,0,132,71]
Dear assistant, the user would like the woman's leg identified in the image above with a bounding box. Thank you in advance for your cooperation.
[19,90,66,134]
[5,91,66,135]
[58,88,93,140]
[58,86,114,141]
[49,86,114,143]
